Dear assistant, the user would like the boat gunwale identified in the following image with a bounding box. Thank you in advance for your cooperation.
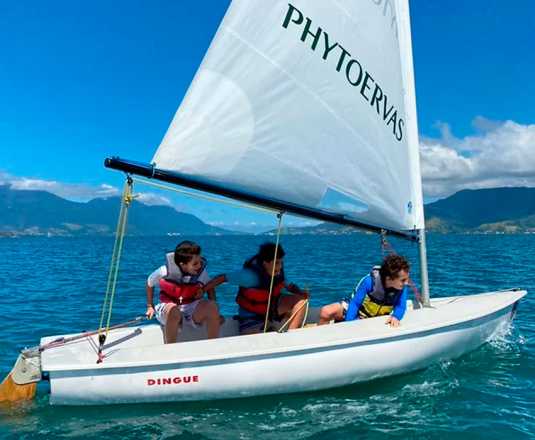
[43,290,526,373]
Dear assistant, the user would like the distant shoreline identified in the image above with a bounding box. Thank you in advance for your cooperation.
[2,230,535,238]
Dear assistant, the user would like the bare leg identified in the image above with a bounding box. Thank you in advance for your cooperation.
[165,306,182,344]
[278,295,307,330]
[192,300,220,339]
[318,302,344,325]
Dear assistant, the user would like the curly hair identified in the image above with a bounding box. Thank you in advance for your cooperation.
[379,254,410,283]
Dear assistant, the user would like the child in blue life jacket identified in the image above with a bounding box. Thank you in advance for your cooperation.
[145,240,220,343]
[319,254,410,327]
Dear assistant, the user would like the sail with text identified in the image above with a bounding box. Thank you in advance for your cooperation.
[152,0,424,232]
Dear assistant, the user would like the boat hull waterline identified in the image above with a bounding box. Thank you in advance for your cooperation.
[42,290,525,405]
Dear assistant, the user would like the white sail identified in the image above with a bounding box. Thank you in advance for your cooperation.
[152,0,424,231]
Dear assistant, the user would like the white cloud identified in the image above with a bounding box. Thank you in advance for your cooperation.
[0,172,182,209]
[135,192,172,206]
[421,118,535,198]
[0,173,120,201]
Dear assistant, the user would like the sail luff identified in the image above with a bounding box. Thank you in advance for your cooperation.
[395,0,425,230]
[395,0,429,301]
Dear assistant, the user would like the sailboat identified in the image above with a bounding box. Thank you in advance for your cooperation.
[2,0,525,405]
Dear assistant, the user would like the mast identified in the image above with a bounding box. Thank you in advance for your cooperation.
[104,157,418,242]
[397,1,430,304]
[418,228,430,306]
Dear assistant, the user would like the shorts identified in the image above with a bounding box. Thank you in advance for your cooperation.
[155,300,201,327]
[340,300,349,319]
[237,316,266,334]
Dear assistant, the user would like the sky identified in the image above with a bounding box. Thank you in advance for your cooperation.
[1,1,534,231]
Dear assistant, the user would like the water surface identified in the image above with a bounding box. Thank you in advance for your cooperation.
[0,234,533,439]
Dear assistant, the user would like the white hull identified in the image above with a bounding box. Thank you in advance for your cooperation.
[41,290,525,405]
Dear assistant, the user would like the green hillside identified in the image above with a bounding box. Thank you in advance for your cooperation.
[0,185,232,236]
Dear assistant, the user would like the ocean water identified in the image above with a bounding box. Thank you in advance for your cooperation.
[0,234,533,439]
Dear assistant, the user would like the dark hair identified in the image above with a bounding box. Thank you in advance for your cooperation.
[174,240,201,265]
[257,242,285,263]
[380,254,410,283]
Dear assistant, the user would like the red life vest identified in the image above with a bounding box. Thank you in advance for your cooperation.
[235,255,285,317]
[158,253,207,305]
[159,278,202,305]
[236,282,285,316]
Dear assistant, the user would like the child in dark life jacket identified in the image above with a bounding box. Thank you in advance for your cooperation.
[319,254,410,327]
[200,242,309,334]
[145,240,220,343]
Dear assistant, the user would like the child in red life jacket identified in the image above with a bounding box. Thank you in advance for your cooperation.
[145,240,220,343]
[201,242,309,334]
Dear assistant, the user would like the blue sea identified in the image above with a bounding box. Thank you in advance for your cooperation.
[0,234,533,439]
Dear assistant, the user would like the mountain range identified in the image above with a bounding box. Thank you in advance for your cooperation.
[0,185,230,236]
[273,187,535,235]
[1,185,534,236]
[424,187,535,233]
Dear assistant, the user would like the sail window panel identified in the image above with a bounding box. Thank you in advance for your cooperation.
[319,187,368,216]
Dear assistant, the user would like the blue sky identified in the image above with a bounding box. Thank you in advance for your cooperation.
[1,1,534,230]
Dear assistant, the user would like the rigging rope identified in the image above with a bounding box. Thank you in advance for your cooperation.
[96,177,134,362]
[379,231,423,305]
[264,212,284,333]
[277,298,309,333]
[132,177,278,214]
[39,316,145,352]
